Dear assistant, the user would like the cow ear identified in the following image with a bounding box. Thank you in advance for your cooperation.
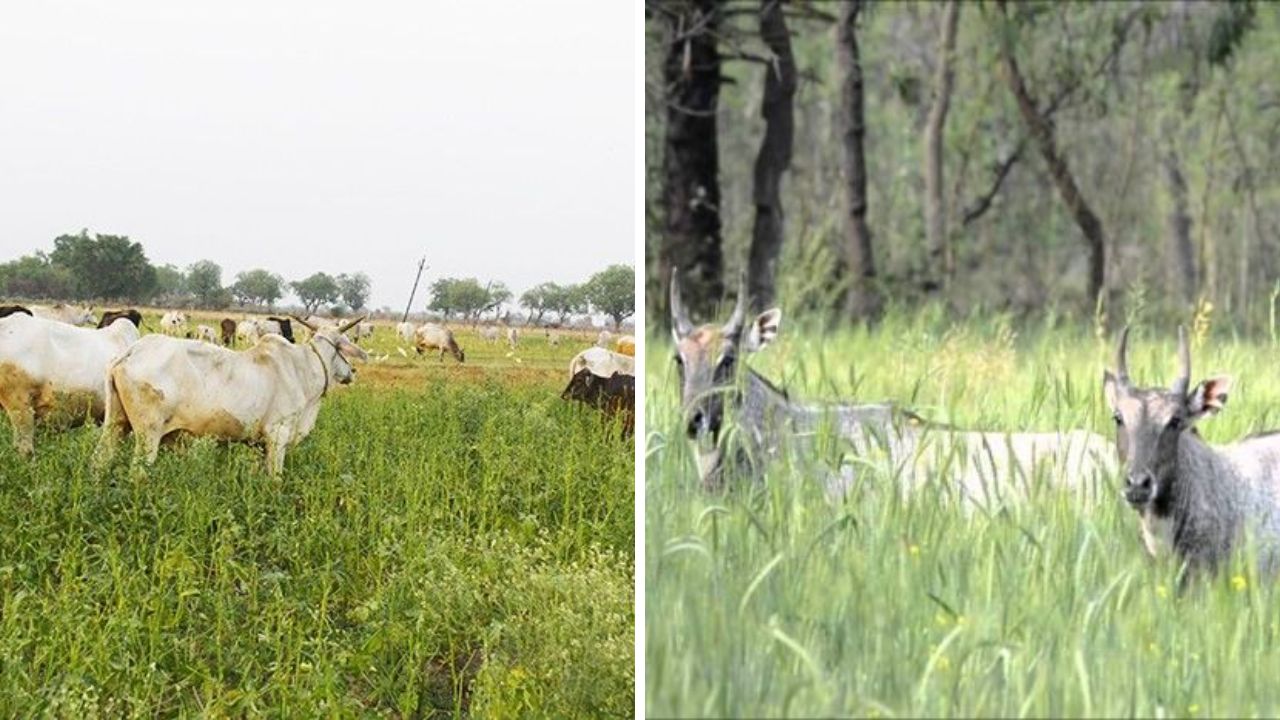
[1188,375,1231,418]
[744,309,781,352]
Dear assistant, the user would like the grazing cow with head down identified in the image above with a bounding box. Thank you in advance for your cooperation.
[97,309,143,329]
[94,315,368,475]
[219,318,236,347]
[415,324,465,363]
[562,369,635,436]
[0,313,141,456]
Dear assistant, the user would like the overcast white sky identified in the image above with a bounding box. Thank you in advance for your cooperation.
[0,1,635,310]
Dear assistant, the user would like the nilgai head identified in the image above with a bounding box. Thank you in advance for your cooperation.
[292,314,369,384]
[670,267,781,488]
[1104,326,1231,510]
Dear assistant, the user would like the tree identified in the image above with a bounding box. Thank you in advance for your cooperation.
[0,253,75,299]
[337,272,372,311]
[231,269,285,307]
[427,277,490,321]
[291,272,340,314]
[585,265,636,329]
[49,230,157,301]
[481,282,512,321]
[153,264,187,302]
[548,283,589,324]
[186,260,227,308]
[837,1,882,321]
[921,0,961,293]
[745,0,797,313]
[521,282,562,325]
[657,0,725,328]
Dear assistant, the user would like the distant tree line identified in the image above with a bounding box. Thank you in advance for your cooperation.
[0,230,371,313]
[428,264,635,329]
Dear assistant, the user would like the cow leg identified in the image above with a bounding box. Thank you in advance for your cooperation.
[264,428,290,476]
[93,371,129,470]
[2,398,35,458]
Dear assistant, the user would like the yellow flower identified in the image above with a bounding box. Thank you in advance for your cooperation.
[1232,575,1248,592]
[909,544,921,557]
[1189,704,1200,715]
[1156,584,1169,599]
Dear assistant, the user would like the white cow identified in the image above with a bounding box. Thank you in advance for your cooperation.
[32,304,96,326]
[480,326,500,343]
[0,313,141,455]
[396,321,416,343]
[415,324,465,363]
[94,315,368,475]
[354,322,374,342]
[507,327,519,349]
[195,325,218,344]
[257,319,283,338]
[237,319,261,345]
[160,311,187,337]
[568,346,635,381]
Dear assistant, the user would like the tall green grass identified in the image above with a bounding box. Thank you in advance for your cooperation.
[0,335,633,716]
[646,312,1280,717]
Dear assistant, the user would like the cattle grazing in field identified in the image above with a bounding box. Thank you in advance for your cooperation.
[94,315,369,475]
[568,346,635,381]
[415,324,465,363]
[507,327,519,349]
[480,325,500,343]
[97,309,143,329]
[33,304,96,326]
[396,321,416,343]
[219,318,236,347]
[266,317,296,343]
[1105,326,1280,583]
[0,305,33,319]
[237,319,262,345]
[0,313,141,456]
[669,268,1116,501]
[562,369,634,436]
[354,322,374,343]
[195,324,218,343]
[159,311,188,336]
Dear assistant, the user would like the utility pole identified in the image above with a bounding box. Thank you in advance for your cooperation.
[402,257,427,323]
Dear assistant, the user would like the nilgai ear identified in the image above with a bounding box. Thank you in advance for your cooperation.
[1188,375,1232,418]
[744,308,782,352]
[1102,369,1120,408]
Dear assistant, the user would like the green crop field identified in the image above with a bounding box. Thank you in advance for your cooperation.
[0,313,633,717]
[646,311,1280,718]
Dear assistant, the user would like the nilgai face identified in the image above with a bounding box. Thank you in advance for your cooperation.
[1104,326,1280,579]
[670,269,785,489]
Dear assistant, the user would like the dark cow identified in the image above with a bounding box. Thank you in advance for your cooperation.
[96,308,143,329]
[561,369,635,436]
[220,318,236,347]
[267,316,295,343]
[0,304,33,319]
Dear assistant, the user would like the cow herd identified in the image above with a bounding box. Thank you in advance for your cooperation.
[670,268,1280,586]
[0,304,636,475]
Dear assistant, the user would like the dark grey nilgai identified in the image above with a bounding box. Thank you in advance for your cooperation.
[1104,326,1280,580]
[670,269,1115,505]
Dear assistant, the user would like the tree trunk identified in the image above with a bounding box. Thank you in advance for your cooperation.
[658,0,724,328]
[997,6,1106,312]
[836,1,882,321]
[746,0,796,313]
[1162,150,1197,307]
[921,0,960,294]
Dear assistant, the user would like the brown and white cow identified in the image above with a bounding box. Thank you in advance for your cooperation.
[0,313,141,456]
[415,324,465,363]
[94,315,368,475]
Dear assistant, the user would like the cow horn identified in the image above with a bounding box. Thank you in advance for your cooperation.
[1114,325,1130,385]
[669,267,693,337]
[1172,325,1191,396]
[338,315,366,333]
[291,314,319,332]
[722,271,747,338]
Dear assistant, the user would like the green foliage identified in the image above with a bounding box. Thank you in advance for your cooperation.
[427,278,510,322]
[49,230,157,301]
[231,268,285,308]
[0,253,74,299]
[152,264,186,300]
[520,282,561,325]
[336,272,371,311]
[291,272,340,314]
[0,326,633,716]
[584,264,635,329]
[646,311,1280,716]
[185,260,229,309]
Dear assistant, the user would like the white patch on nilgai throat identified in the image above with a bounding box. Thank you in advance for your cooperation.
[697,448,722,482]
[1140,510,1177,559]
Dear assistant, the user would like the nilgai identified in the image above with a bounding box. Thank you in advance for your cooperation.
[1104,326,1280,582]
[669,268,1115,505]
